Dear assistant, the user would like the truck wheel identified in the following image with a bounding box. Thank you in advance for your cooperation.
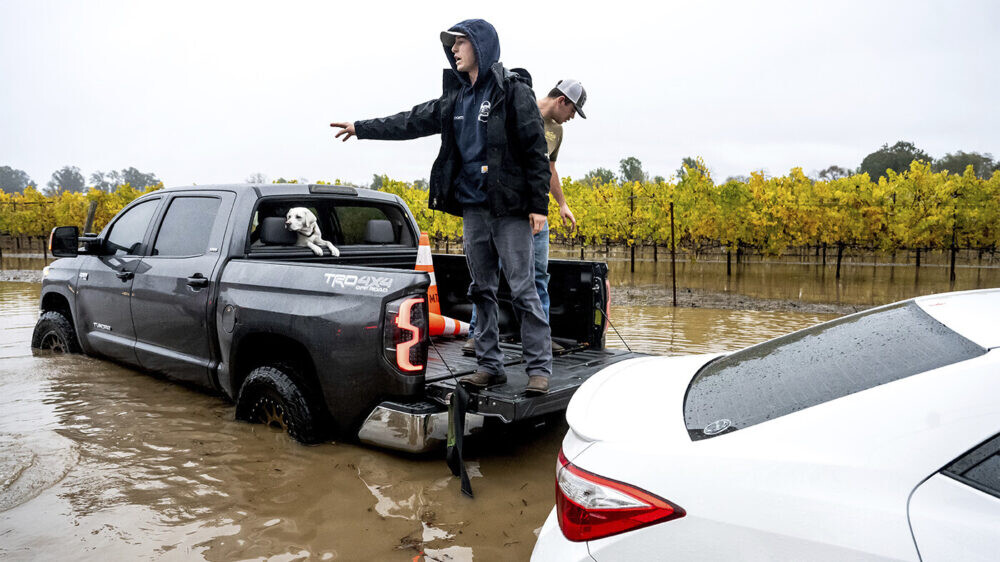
[235,366,322,444]
[31,311,81,354]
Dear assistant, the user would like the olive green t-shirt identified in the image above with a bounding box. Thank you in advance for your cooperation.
[544,118,563,162]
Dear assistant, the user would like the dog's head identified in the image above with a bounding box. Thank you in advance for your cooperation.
[285,207,317,234]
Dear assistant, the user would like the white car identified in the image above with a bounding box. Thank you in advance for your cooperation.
[533,289,1000,561]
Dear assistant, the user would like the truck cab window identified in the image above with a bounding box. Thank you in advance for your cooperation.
[335,206,395,244]
[106,199,159,256]
[153,197,222,256]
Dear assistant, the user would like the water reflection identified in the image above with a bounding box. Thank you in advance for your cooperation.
[551,246,1000,307]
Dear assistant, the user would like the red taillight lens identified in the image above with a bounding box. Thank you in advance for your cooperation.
[556,449,684,542]
[384,296,428,373]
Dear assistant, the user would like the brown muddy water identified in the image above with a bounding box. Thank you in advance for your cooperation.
[0,279,838,561]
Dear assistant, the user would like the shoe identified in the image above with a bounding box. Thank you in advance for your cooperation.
[551,339,565,353]
[525,375,549,395]
[459,370,507,388]
[462,337,476,356]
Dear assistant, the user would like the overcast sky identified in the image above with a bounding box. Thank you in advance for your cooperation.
[2,0,998,189]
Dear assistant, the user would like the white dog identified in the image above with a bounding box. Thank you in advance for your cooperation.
[285,207,340,256]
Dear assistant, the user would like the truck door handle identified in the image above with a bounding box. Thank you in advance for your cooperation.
[116,270,134,281]
[186,274,209,288]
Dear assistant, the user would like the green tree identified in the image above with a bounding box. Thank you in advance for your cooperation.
[619,156,646,184]
[676,156,700,178]
[0,166,35,194]
[933,151,996,179]
[817,165,850,180]
[46,166,85,195]
[859,141,931,180]
[90,167,160,192]
[583,167,616,185]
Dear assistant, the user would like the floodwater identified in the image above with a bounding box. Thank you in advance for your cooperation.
[0,280,836,561]
[550,246,1000,308]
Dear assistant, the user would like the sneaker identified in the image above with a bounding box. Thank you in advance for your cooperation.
[462,337,476,356]
[459,370,507,388]
[525,375,549,395]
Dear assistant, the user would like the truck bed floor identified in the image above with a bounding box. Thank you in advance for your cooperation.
[425,337,646,423]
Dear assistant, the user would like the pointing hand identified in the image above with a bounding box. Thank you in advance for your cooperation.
[330,122,356,142]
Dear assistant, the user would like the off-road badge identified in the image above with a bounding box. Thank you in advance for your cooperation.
[324,273,393,294]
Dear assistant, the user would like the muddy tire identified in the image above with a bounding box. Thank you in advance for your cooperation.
[235,366,322,444]
[31,311,81,354]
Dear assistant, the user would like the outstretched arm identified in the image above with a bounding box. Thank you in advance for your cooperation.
[332,98,443,143]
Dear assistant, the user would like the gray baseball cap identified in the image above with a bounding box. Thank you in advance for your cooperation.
[440,30,466,47]
[555,79,587,119]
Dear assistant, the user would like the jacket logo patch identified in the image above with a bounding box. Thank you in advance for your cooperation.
[478,101,491,123]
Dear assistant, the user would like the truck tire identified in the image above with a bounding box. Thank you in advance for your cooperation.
[31,311,81,354]
[235,366,322,444]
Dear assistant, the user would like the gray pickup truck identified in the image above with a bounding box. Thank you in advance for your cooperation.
[33,183,641,452]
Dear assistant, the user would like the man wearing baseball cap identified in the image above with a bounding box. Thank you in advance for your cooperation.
[535,79,586,319]
[330,19,554,395]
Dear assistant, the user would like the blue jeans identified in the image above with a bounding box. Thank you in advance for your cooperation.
[469,221,550,333]
[463,207,551,378]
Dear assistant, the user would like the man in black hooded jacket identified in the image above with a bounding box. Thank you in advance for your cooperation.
[330,19,553,394]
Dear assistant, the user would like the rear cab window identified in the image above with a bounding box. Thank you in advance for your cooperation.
[683,301,987,440]
[247,198,416,253]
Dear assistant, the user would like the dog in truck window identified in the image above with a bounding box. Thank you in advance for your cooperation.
[285,207,340,256]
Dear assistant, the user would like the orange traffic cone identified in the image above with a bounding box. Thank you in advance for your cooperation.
[429,312,469,337]
[416,232,441,315]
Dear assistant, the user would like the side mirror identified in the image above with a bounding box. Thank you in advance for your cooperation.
[81,235,104,255]
[49,226,79,257]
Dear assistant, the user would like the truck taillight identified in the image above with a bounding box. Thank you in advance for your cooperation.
[556,449,684,542]
[384,296,428,374]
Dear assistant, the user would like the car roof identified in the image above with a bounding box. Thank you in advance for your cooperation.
[915,288,1000,349]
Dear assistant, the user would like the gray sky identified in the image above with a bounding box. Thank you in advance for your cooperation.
[2,0,998,188]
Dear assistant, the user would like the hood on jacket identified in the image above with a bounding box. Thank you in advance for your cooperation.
[443,19,500,86]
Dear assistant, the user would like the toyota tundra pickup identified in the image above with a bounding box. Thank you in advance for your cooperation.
[33,183,642,452]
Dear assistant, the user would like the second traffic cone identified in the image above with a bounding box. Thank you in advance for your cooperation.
[429,312,469,337]
[416,232,441,315]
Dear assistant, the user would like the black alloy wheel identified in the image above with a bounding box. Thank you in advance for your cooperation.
[235,365,322,444]
[31,311,81,354]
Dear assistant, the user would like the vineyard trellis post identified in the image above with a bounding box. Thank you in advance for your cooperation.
[670,201,677,307]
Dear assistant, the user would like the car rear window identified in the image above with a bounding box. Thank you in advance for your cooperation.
[684,301,986,441]
[943,434,1000,499]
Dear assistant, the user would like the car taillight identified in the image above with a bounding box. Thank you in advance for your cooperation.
[556,449,684,542]
[384,296,428,374]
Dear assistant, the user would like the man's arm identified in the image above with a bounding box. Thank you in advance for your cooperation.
[508,83,552,232]
[548,161,576,232]
[330,98,443,142]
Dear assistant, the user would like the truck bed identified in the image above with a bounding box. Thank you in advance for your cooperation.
[423,337,645,423]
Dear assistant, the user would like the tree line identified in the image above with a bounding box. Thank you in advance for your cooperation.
[0,165,160,195]
[2,139,997,275]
